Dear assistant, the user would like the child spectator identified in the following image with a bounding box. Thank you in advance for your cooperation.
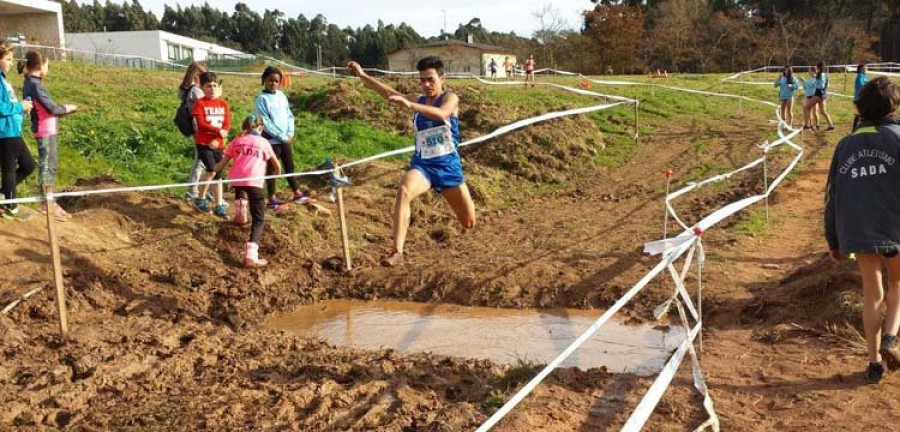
[191,72,230,218]
[0,42,34,221]
[178,61,208,201]
[214,114,281,267]
[255,66,307,211]
[19,50,77,221]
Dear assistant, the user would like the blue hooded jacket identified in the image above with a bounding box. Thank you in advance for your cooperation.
[854,72,868,101]
[774,76,799,100]
[254,90,295,145]
[0,71,25,139]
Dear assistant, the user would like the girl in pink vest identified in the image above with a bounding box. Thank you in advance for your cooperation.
[213,114,281,267]
[19,50,77,221]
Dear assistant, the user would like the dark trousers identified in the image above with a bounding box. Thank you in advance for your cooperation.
[265,142,299,197]
[0,136,36,208]
[235,186,265,243]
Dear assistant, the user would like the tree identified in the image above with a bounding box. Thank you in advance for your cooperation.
[532,2,569,67]
[584,4,645,73]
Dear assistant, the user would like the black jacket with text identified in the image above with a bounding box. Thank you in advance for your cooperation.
[825,119,900,254]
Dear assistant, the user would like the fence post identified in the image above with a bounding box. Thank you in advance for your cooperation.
[663,169,673,240]
[334,167,353,271]
[693,230,704,353]
[634,100,640,142]
[43,185,69,339]
[763,143,770,226]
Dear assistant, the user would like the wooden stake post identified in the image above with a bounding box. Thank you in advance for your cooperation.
[634,100,640,142]
[334,168,352,271]
[43,185,69,339]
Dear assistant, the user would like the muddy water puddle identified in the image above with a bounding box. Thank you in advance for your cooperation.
[267,300,683,375]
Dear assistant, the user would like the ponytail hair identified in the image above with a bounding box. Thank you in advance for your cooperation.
[16,50,44,75]
[180,61,207,91]
[241,113,264,132]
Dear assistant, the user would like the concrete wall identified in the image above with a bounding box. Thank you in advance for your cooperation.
[389,45,514,76]
[0,0,64,47]
[67,31,162,61]
[66,30,246,62]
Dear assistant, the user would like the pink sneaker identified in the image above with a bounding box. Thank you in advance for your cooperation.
[243,242,268,268]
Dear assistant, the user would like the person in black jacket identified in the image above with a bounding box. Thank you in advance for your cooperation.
[825,76,900,384]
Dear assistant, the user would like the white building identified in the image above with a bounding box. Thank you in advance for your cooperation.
[0,0,64,47]
[66,30,247,63]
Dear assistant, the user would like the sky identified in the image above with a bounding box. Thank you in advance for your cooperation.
[138,0,591,39]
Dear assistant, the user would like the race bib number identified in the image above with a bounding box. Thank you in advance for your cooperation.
[415,125,455,159]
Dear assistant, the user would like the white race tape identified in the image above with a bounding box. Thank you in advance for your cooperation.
[622,321,702,431]
[0,69,634,206]
[478,68,803,432]
[475,243,691,432]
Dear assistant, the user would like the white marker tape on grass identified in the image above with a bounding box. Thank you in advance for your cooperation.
[475,244,690,432]
[477,69,801,432]
[0,73,634,207]
[623,321,702,431]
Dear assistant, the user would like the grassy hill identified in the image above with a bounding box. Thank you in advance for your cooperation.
[7,61,854,201]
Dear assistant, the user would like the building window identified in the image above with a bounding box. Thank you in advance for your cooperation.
[167,43,180,61]
[181,47,193,60]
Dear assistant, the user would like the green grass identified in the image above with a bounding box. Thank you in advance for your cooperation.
[733,210,770,235]
[6,61,856,204]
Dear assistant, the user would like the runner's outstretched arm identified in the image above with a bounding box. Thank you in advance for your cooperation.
[346,61,407,101]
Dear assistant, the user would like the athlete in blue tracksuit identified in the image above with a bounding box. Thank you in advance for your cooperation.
[774,66,799,126]
[808,61,836,131]
[347,56,476,267]
[853,64,869,130]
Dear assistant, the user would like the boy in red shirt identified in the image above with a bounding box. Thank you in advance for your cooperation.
[192,72,230,217]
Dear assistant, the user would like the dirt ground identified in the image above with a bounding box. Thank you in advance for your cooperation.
[1,85,892,431]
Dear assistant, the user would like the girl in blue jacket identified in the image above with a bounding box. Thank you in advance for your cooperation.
[774,66,799,127]
[0,42,35,221]
[254,66,307,210]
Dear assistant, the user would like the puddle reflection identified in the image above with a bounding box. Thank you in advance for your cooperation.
[267,300,684,375]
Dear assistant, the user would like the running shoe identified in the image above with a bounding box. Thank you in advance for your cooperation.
[194,198,211,213]
[244,256,269,268]
[39,202,71,222]
[867,362,884,384]
[213,203,228,219]
[381,249,404,267]
[293,191,311,204]
[825,125,835,132]
[881,334,900,370]
[2,206,34,221]
[267,198,289,211]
